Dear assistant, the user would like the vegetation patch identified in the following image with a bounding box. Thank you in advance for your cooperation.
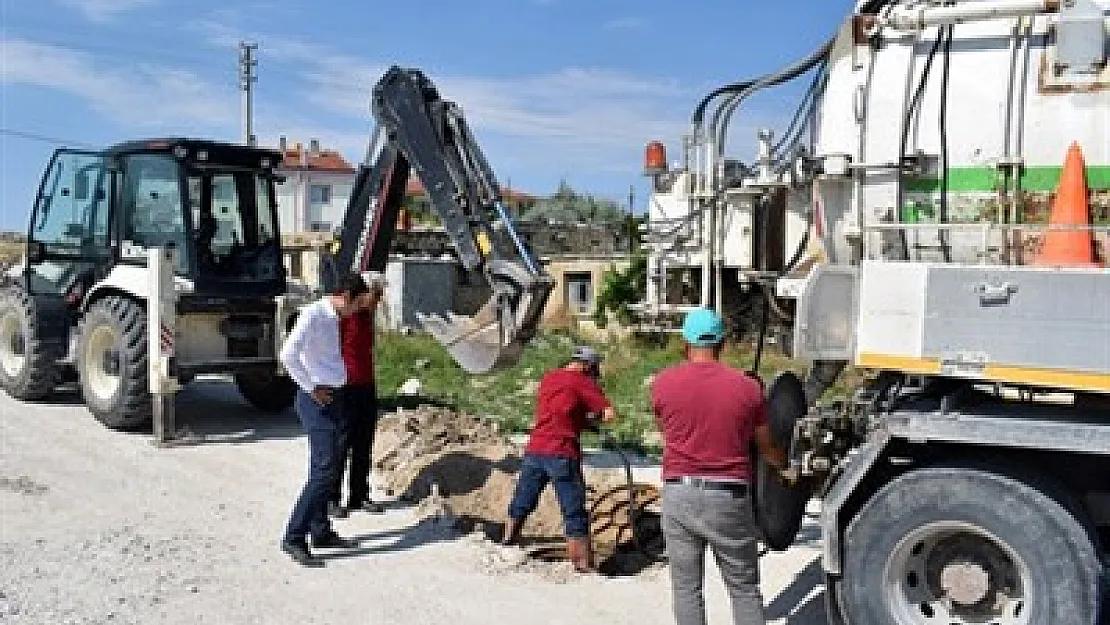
[376,330,863,454]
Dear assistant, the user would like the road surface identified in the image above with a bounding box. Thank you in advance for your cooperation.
[0,380,830,624]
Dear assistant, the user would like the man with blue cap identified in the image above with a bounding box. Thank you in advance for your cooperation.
[651,308,786,625]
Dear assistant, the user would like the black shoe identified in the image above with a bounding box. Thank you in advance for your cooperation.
[280,540,324,568]
[311,532,359,549]
[327,501,348,519]
[353,500,385,514]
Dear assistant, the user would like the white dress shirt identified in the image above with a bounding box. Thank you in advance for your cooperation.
[280,298,347,394]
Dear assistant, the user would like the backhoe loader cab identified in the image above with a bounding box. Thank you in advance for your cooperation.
[0,139,297,429]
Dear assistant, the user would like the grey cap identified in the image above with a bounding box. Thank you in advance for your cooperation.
[570,345,602,367]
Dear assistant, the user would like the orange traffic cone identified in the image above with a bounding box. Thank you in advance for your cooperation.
[1034,142,1098,268]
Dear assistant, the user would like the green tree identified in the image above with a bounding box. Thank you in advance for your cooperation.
[592,254,647,328]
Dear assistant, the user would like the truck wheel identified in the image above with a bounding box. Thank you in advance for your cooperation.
[235,371,295,413]
[0,286,57,400]
[842,466,1102,625]
[77,296,151,430]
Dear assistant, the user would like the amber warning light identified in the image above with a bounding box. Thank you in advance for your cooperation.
[644,140,667,176]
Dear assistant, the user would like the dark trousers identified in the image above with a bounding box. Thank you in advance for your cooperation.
[331,384,379,506]
[283,390,344,544]
[507,453,590,538]
[662,482,764,625]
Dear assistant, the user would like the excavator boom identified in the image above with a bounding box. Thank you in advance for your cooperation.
[328,66,553,373]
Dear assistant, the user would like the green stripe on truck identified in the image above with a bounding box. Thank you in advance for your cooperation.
[906,166,1110,193]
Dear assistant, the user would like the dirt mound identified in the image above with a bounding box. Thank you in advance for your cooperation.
[374,405,665,577]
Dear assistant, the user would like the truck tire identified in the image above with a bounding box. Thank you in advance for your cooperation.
[842,466,1102,625]
[234,371,295,413]
[0,286,57,400]
[77,296,151,430]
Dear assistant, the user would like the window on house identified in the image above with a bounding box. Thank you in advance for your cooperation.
[308,221,332,233]
[309,184,331,204]
[565,272,593,315]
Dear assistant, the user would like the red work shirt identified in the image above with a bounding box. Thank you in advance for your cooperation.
[525,368,612,460]
[340,310,375,387]
[651,361,767,482]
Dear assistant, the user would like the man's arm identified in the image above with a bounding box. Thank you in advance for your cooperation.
[754,424,787,470]
[279,308,315,396]
[579,381,616,423]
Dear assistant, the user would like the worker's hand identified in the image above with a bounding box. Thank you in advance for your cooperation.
[778,467,801,488]
[311,386,334,406]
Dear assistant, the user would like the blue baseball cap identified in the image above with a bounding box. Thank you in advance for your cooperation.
[682,308,725,347]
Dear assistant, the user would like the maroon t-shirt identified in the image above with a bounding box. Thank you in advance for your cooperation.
[340,311,374,387]
[651,361,767,482]
[525,368,612,460]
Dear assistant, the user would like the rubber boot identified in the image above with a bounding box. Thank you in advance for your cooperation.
[501,518,522,546]
[567,537,594,573]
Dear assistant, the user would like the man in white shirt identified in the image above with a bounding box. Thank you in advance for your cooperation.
[279,272,373,567]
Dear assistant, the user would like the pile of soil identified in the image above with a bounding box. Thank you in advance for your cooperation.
[373,405,665,578]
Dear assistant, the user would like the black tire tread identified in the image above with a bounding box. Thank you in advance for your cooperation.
[842,464,1102,625]
[0,286,58,400]
[234,371,295,413]
[77,296,151,430]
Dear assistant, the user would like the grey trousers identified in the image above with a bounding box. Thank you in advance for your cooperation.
[661,482,765,625]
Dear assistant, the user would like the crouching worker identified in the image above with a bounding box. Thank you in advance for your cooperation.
[278,272,373,567]
[502,346,616,572]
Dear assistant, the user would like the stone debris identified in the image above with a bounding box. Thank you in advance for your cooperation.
[374,405,665,578]
[397,378,423,396]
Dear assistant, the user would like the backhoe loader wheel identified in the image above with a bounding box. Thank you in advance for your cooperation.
[842,466,1102,625]
[77,296,151,430]
[0,286,58,400]
[235,371,295,413]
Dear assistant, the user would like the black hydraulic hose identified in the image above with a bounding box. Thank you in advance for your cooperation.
[859,0,895,14]
[897,28,945,260]
[695,0,892,157]
[753,288,772,375]
[938,25,954,263]
[772,66,828,159]
[692,80,757,130]
[713,40,833,158]
[595,428,661,561]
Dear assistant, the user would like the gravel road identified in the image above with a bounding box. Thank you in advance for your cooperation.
[0,379,830,625]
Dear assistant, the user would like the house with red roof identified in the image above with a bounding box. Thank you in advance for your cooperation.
[275,137,535,235]
[274,138,357,235]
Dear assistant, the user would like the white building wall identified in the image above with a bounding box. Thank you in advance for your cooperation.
[274,169,355,235]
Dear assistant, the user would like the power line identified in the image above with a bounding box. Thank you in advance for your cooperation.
[0,128,97,149]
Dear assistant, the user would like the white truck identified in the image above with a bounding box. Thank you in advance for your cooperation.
[642,1,1109,622]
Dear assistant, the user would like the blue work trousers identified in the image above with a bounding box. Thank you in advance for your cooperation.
[507,453,589,538]
[283,390,344,544]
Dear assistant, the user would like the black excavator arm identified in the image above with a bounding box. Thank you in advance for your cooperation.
[326,66,553,373]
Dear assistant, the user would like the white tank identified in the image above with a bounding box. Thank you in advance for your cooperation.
[643,1,1108,316]
[813,1,1109,264]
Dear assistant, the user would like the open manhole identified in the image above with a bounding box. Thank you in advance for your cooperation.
[523,483,666,577]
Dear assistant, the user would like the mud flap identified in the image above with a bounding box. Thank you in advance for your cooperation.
[753,371,812,551]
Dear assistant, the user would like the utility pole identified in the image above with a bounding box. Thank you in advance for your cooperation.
[238,41,258,146]
[627,185,636,252]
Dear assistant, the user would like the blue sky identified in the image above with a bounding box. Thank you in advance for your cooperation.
[1,0,854,231]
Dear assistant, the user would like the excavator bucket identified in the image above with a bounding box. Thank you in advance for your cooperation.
[417,260,552,374]
[417,301,521,374]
